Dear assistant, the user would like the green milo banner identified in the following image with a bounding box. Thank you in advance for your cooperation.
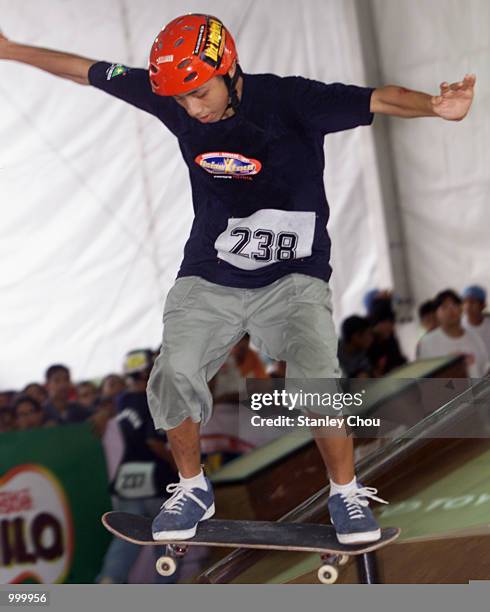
[0,424,112,584]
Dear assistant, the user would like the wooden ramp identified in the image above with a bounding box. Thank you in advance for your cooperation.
[286,531,490,584]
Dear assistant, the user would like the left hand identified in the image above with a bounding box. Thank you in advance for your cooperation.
[431,74,476,121]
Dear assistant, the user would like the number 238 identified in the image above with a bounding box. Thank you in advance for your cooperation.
[230,227,298,262]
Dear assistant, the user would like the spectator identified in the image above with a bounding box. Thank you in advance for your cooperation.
[267,360,287,378]
[363,288,380,316]
[338,316,373,378]
[205,336,271,469]
[211,334,268,404]
[415,299,439,358]
[417,289,489,377]
[367,298,407,376]
[364,288,394,318]
[90,375,125,438]
[22,383,48,405]
[232,334,269,379]
[0,391,14,411]
[0,406,14,433]
[97,349,178,584]
[90,395,116,434]
[77,381,98,411]
[418,300,438,333]
[101,374,126,401]
[210,357,242,404]
[13,396,45,431]
[462,285,490,355]
[43,364,92,425]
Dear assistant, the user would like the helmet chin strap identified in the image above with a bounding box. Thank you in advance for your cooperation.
[222,63,243,117]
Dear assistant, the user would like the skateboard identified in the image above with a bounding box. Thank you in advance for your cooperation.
[102,511,400,584]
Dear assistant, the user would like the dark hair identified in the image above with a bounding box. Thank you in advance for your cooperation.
[77,380,97,389]
[23,382,45,392]
[45,364,70,382]
[433,289,462,310]
[341,316,370,343]
[369,298,395,325]
[13,395,42,414]
[418,300,436,320]
[102,373,124,383]
[0,390,15,405]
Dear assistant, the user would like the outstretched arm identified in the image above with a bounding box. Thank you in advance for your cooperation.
[370,74,476,121]
[0,30,96,85]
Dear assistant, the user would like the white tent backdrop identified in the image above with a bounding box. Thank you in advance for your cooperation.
[0,0,487,388]
[371,0,490,305]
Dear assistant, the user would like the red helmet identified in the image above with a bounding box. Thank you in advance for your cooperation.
[149,14,238,96]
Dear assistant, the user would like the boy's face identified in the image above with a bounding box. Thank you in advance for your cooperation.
[437,298,462,327]
[46,369,71,401]
[15,400,44,430]
[77,383,97,408]
[24,383,47,405]
[173,74,230,123]
[102,375,125,398]
[463,297,484,319]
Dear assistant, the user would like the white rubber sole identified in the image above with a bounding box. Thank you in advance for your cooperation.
[152,503,215,541]
[336,529,381,545]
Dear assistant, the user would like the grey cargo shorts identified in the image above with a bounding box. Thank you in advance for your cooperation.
[147,273,341,430]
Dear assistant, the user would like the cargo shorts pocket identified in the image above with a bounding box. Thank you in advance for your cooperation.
[163,276,201,320]
[290,274,333,314]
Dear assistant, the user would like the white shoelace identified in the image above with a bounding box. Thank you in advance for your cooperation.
[342,486,388,520]
[160,483,208,516]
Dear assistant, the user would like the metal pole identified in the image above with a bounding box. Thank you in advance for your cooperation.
[356,552,380,584]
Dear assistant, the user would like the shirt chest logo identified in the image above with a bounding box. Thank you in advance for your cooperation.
[195,152,262,180]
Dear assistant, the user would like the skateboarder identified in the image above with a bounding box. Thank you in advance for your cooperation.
[0,14,475,545]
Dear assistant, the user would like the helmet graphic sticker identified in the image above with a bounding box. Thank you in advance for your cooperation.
[148,14,238,97]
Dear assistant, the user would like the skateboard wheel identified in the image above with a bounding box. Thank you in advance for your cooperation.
[156,556,177,577]
[320,553,349,567]
[317,564,339,584]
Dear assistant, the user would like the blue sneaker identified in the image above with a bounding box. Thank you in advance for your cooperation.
[327,485,388,545]
[152,479,215,541]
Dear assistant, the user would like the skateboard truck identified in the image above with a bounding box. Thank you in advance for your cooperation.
[317,553,349,584]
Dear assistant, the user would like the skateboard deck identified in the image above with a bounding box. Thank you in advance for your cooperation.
[102,511,399,554]
[102,512,400,583]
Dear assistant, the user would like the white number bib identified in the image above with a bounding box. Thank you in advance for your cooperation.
[113,462,156,499]
[214,209,316,271]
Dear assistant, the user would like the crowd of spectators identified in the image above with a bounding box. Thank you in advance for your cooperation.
[338,289,407,378]
[423,285,490,370]
[337,284,490,380]
[0,365,126,435]
[1,283,489,436]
